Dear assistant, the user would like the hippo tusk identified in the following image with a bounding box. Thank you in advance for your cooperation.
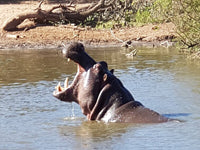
[55,82,64,92]
[55,82,61,92]
[64,77,69,89]
[55,77,69,93]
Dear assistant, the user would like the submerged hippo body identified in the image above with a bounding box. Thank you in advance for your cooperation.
[53,42,171,123]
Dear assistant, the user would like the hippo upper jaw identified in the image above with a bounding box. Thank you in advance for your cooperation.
[63,42,96,71]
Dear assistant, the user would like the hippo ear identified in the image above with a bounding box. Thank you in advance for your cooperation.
[110,69,114,74]
[103,74,107,82]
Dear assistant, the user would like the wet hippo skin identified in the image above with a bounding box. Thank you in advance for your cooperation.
[53,42,173,123]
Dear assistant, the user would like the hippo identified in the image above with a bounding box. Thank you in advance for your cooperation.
[53,42,173,123]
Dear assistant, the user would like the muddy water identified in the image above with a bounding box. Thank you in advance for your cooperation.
[0,47,200,150]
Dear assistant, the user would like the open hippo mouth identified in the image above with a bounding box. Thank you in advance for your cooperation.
[53,63,80,95]
[53,42,96,102]
[53,60,85,95]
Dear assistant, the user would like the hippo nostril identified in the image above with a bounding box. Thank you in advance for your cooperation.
[62,48,67,55]
[93,64,97,69]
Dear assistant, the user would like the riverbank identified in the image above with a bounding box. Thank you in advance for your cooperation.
[0,2,175,50]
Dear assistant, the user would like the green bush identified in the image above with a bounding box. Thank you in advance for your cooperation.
[135,0,200,51]
[135,7,152,24]
[84,0,200,52]
[135,0,172,24]
[172,0,200,51]
[151,0,172,22]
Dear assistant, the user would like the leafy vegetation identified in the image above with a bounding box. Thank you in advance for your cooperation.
[171,0,200,52]
[144,0,200,52]
[86,0,199,52]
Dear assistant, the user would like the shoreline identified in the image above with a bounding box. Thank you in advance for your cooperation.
[0,39,174,50]
[0,24,175,50]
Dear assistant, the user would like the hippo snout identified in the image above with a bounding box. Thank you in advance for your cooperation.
[62,42,96,71]
[62,42,85,61]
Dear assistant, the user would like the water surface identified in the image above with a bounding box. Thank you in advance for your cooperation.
[0,47,200,150]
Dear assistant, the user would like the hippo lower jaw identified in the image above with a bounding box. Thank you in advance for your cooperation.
[53,62,84,102]
[53,77,69,95]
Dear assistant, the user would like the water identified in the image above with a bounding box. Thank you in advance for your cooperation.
[0,47,200,150]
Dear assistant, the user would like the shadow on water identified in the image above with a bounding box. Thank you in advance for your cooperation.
[163,113,191,118]
[163,113,191,122]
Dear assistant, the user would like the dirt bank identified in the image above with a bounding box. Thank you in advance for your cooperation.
[0,1,176,49]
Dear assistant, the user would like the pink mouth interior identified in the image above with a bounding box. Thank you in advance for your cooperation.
[54,62,86,94]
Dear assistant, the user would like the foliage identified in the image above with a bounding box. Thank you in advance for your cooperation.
[84,0,137,28]
[135,0,172,24]
[85,0,173,27]
[151,0,173,22]
[135,7,152,24]
[171,0,200,51]
[133,0,200,51]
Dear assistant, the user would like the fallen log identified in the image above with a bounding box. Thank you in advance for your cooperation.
[2,0,105,31]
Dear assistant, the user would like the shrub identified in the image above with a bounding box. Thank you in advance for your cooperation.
[135,0,200,51]
[172,0,200,51]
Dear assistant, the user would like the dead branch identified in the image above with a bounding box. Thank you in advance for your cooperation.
[2,0,106,31]
[38,0,44,9]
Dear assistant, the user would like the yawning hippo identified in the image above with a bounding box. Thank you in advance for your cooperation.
[53,42,172,123]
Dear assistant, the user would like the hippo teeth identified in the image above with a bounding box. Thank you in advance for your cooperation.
[67,58,71,62]
[55,82,64,92]
[55,77,69,92]
[64,77,69,89]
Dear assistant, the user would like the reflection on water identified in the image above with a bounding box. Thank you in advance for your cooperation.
[0,49,73,86]
[60,121,132,141]
[0,47,200,150]
[58,121,139,149]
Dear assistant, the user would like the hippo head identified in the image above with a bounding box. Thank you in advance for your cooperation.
[53,42,110,118]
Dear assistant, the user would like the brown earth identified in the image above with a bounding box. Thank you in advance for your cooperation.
[0,1,176,49]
